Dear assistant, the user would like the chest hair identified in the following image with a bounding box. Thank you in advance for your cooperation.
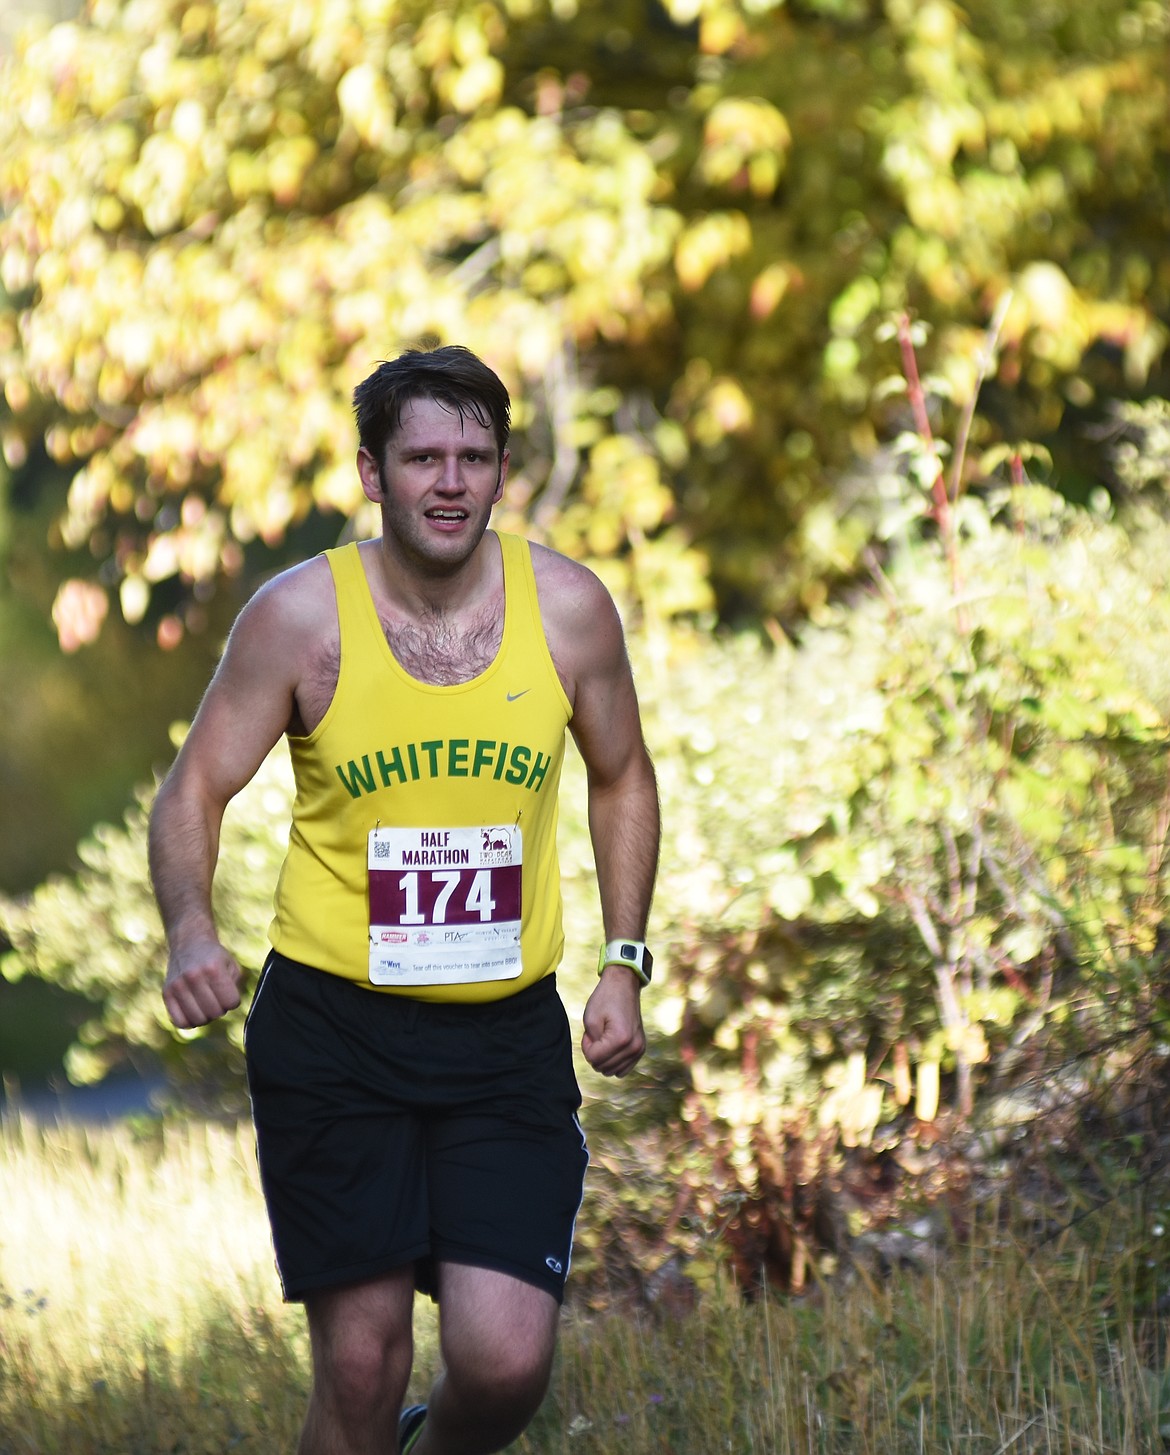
[292,601,505,735]
[381,603,504,686]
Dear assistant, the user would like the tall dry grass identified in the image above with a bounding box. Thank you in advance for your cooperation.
[2,1113,1168,1453]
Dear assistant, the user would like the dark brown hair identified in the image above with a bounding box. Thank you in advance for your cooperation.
[352,344,511,465]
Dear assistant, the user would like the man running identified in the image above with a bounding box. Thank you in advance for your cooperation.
[149,344,660,1455]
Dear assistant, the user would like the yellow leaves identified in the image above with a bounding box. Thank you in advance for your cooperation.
[445,55,505,114]
[337,62,396,146]
[989,60,1136,151]
[629,532,715,620]
[313,459,363,515]
[170,97,208,147]
[93,194,126,232]
[699,8,747,57]
[137,32,180,103]
[691,376,753,448]
[830,275,882,338]
[876,88,986,251]
[697,97,790,196]
[818,1052,884,1149]
[580,435,673,547]
[749,262,793,320]
[920,98,985,166]
[0,0,1164,668]
[60,458,115,549]
[265,134,320,206]
[674,210,751,291]
[233,52,280,104]
[51,580,109,653]
[449,105,537,185]
[1091,303,1168,387]
[125,133,195,235]
[491,154,583,246]
[413,4,507,115]
[945,1021,989,1068]
[0,234,34,294]
[1,426,29,471]
[998,262,1156,380]
[141,506,227,589]
[106,313,158,379]
[659,0,788,56]
[236,134,306,209]
[547,432,713,618]
[911,0,958,50]
[25,21,133,121]
[440,106,680,345]
[492,299,562,376]
[119,574,151,625]
[12,0,684,464]
[768,864,814,921]
[179,2,214,42]
[227,149,268,201]
[223,436,295,542]
[1011,261,1078,335]
[915,1058,940,1121]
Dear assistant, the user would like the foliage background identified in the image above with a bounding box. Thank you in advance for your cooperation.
[2,0,1167,638]
[2,0,1170,1294]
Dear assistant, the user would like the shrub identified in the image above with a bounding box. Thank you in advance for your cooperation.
[5,423,1170,1293]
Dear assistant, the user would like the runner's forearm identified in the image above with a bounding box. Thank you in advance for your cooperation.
[587,753,660,940]
[148,773,225,950]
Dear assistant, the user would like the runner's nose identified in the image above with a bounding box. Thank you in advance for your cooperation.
[435,456,465,494]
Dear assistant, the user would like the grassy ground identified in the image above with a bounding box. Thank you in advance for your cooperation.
[2,1114,1168,1454]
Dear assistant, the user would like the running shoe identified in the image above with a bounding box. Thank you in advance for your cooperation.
[398,1403,427,1453]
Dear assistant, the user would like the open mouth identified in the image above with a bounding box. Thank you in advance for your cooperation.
[425,508,469,522]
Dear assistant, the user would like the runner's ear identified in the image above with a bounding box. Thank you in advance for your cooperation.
[492,449,510,504]
[358,447,384,501]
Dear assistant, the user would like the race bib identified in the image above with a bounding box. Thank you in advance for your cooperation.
[367,824,523,985]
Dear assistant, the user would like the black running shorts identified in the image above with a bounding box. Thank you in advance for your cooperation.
[243,951,589,1304]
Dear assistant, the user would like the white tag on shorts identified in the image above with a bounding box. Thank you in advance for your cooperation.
[367,824,523,986]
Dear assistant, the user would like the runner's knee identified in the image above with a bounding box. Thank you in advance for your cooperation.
[445,1334,553,1416]
[314,1324,412,1416]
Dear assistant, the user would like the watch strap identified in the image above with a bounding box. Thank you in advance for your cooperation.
[597,938,653,987]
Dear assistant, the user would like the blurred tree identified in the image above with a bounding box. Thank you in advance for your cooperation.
[0,0,78,56]
[0,0,1165,641]
[0,432,330,895]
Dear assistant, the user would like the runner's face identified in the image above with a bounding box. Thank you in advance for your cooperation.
[358,395,508,572]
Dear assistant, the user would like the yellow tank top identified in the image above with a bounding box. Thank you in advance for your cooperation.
[269,532,572,1002]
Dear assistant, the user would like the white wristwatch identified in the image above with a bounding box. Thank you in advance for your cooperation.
[597,939,653,987]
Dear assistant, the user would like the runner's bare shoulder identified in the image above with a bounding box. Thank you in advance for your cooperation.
[529,540,624,647]
[213,553,339,706]
[236,554,336,642]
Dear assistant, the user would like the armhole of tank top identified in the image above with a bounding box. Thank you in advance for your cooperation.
[290,544,354,747]
[505,534,573,719]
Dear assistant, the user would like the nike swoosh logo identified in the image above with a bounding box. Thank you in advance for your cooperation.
[507,690,530,702]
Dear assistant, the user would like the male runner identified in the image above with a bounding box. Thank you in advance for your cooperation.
[148,344,660,1455]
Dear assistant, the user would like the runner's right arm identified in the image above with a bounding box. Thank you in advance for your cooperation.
[150,575,309,1029]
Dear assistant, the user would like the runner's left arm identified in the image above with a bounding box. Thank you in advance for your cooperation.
[563,573,660,1078]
